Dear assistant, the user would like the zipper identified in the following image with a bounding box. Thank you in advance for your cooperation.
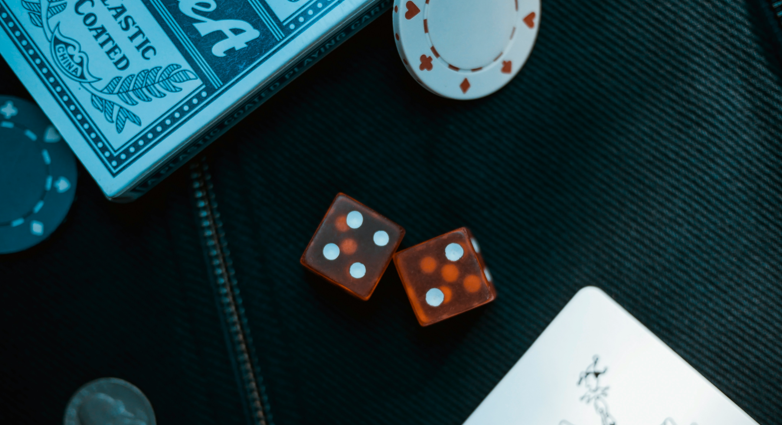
[190,157,271,425]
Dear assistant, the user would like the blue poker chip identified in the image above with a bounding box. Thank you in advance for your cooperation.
[0,96,77,254]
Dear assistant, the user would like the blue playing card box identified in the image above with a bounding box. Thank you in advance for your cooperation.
[0,0,388,201]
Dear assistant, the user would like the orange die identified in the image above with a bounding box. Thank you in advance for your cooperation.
[393,228,496,326]
[301,193,405,300]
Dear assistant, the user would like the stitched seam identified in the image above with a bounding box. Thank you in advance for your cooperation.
[190,157,272,425]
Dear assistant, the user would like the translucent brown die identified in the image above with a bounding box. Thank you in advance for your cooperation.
[393,228,496,326]
[300,193,405,300]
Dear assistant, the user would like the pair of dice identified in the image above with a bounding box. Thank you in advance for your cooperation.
[300,193,496,326]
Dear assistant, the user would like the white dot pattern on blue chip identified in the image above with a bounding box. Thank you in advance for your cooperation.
[30,221,43,236]
[0,96,77,254]
[55,177,71,193]
[44,126,61,143]
[0,100,18,118]
[347,211,363,229]
[445,243,464,261]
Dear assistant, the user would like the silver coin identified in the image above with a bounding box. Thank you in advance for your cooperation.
[64,378,155,425]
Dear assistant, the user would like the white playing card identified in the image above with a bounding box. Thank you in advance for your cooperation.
[464,287,758,425]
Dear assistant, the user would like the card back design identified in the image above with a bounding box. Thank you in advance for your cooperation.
[0,0,342,176]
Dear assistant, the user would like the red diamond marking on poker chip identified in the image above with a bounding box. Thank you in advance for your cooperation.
[396,33,400,40]
[394,5,398,12]
[501,61,512,73]
[460,78,470,94]
[405,1,420,19]
[420,55,433,71]
[524,12,536,28]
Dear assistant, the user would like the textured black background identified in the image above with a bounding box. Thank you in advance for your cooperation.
[3,0,782,424]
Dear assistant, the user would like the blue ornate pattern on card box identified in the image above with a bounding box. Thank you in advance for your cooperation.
[0,0,388,200]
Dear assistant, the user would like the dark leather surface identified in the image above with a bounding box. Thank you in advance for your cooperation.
[3,0,782,424]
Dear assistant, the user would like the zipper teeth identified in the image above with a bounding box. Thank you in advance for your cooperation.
[190,158,269,425]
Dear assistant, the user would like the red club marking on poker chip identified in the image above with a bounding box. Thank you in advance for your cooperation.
[460,78,471,94]
[524,12,536,28]
[405,1,420,19]
[501,61,512,73]
[419,55,433,71]
[392,0,539,99]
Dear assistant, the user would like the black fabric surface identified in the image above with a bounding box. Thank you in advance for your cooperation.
[0,161,249,424]
[3,0,782,424]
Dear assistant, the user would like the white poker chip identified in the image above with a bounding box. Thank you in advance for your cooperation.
[393,0,540,99]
